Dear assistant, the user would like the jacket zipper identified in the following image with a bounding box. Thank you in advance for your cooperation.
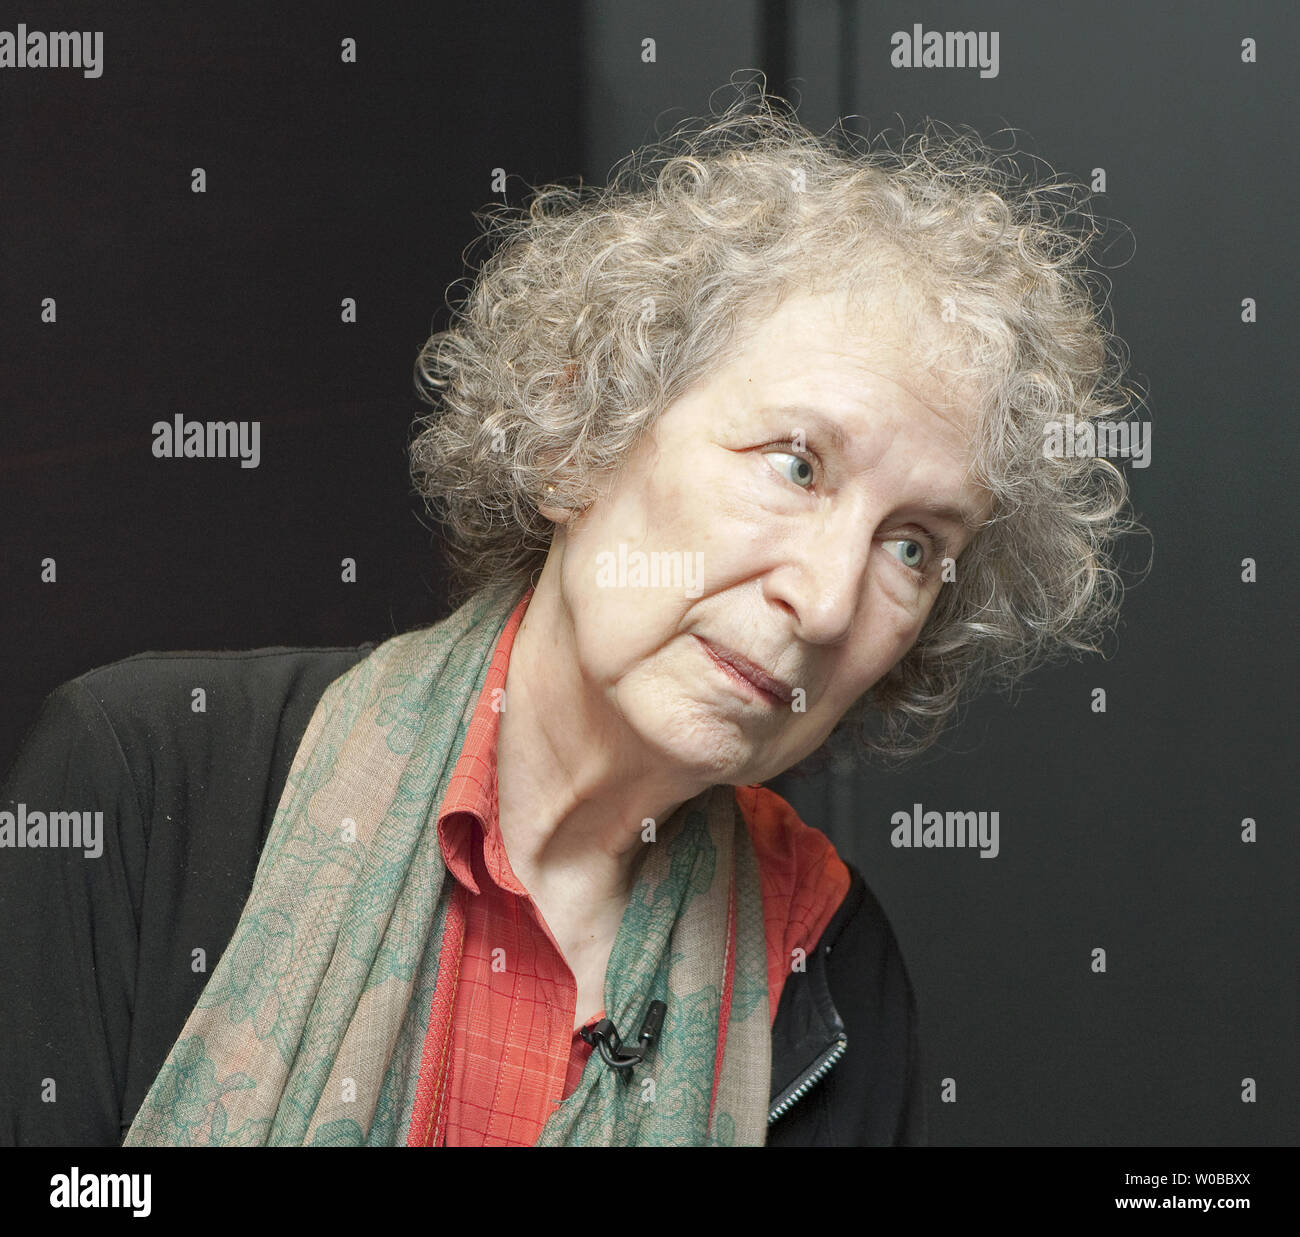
[767,1033,848,1126]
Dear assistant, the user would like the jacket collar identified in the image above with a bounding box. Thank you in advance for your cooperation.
[767,863,863,1122]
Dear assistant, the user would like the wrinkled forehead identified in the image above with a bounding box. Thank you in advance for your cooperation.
[846,279,985,402]
[743,280,986,413]
[738,283,991,459]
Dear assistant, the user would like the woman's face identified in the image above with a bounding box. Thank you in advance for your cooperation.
[545,289,990,786]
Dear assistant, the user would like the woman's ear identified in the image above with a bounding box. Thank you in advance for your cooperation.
[538,485,573,524]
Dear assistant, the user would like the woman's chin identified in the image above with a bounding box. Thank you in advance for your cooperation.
[633,706,780,787]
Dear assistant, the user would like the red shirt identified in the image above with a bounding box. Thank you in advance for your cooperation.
[405,591,850,1146]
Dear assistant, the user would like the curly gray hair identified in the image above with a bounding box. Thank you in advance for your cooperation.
[410,79,1141,763]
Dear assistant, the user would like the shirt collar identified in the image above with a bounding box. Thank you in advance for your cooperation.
[436,587,533,896]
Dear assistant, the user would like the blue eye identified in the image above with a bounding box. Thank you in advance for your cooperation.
[884,538,926,570]
[765,451,814,489]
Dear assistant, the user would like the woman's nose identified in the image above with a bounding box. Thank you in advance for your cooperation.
[764,527,872,647]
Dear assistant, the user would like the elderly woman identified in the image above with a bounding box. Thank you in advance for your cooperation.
[0,94,1131,1148]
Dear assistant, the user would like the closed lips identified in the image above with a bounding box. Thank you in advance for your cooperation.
[694,636,794,703]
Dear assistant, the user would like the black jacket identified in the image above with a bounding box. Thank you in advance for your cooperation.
[0,645,926,1147]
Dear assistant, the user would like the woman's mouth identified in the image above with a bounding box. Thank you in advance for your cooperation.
[693,635,794,708]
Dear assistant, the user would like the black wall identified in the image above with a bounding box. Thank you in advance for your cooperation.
[2,0,583,749]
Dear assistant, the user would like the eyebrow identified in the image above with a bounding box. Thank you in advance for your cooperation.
[764,403,850,456]
[763,402,985,531]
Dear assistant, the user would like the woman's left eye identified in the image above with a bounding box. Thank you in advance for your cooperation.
[883,538,927,571]
[764,451,815,489]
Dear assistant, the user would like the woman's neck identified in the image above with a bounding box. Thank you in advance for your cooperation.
[493,574,709,900]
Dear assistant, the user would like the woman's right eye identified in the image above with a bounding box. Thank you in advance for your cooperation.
[763,450,815,489]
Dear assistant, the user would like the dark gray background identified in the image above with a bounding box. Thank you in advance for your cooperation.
[1,0,1294,1144]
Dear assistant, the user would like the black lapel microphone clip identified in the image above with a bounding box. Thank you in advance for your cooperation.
[580,999,667,1071]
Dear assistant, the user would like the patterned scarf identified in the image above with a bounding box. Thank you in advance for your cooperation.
[123,587,771,1146]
